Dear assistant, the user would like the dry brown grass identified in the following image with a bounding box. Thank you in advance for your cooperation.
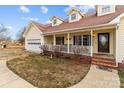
[7,54,91,88]
[0,48,30,60]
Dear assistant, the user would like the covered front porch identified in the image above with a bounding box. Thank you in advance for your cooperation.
[43,26,116,60]
[44,31,92,56]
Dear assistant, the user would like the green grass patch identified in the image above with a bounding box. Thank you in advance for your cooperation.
[118,68,124,88]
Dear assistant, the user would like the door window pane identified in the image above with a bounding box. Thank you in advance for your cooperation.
[98,33,109,53]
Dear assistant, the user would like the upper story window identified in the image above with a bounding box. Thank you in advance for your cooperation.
[71,13,77,20]
[51,17,64,26]
[102,5,110,13]
[53,19,57,25]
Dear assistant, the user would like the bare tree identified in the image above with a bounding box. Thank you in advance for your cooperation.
[0,24,8,41]
[16,27,26,45]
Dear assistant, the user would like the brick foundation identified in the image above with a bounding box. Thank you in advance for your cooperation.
[42,51,91,64]
[92,56,117,69]
[41,51,119,68]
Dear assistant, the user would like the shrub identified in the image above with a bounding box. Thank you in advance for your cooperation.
[72,45,81,55]
[40,45,48,55]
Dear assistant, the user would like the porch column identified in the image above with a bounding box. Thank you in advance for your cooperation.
[67,33,70,53]
[115,25,119,66]
[53,34,56,46]
[91,30,93,56]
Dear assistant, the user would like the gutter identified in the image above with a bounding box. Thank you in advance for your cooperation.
[43,23,117,35]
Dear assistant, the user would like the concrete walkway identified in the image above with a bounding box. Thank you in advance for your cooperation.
[72,65,120,88]
[0,60,34,88]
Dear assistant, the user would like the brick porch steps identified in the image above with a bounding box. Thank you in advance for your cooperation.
[92,57,117,69]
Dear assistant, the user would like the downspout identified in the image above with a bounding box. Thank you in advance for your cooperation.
[91,29,93,57]
[115,23,119,67]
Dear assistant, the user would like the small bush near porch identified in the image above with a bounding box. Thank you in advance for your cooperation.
[7,54,91,88]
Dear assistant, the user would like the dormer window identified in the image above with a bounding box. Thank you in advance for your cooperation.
[71,13,77,20]
[67,7,84,23]
[102,5,110,13]
[53,19,57,25]
[96,5,115,16]
[51,16,64,26]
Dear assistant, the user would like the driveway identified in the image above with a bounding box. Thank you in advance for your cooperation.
[72,65,120,88]
[0,60,34,88]
[0,49,28,60]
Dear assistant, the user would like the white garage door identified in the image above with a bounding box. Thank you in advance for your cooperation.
[27,39,41,53]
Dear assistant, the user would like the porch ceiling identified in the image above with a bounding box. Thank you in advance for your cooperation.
[43,24,117,36]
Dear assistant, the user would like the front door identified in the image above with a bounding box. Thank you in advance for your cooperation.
[98,33,109,53]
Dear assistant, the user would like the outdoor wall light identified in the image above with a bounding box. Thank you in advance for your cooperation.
[66,38,71,40]
[93,33,96,37]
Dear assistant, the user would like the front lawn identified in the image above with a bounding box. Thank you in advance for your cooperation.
[7,54,91,88]
[118,68,124,88]
[0,48,28,60]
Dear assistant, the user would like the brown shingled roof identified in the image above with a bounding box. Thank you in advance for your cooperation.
[32,21,46,31]
[32,5,124,33]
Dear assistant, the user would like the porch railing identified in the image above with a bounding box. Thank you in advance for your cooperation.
[47,44,67,52]
[69,45,91,56]
[42,44,91,56]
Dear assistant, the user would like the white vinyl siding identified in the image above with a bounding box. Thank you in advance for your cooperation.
[25,25,43,53]
[116,17,124,63]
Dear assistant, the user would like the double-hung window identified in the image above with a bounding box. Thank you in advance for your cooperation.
[56,37,64,45]
[73,35,82,45]
[83,35,91,46]
[71,13,76,20]
[102,5,110,13]
[53,19,57,25]
[73,35,91,46]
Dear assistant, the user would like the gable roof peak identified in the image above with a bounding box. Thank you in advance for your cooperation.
[51,16,64,22]
[67,7,85,17]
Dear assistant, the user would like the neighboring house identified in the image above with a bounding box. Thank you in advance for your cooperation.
[0,40,7,48]
[23,5,124,68]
